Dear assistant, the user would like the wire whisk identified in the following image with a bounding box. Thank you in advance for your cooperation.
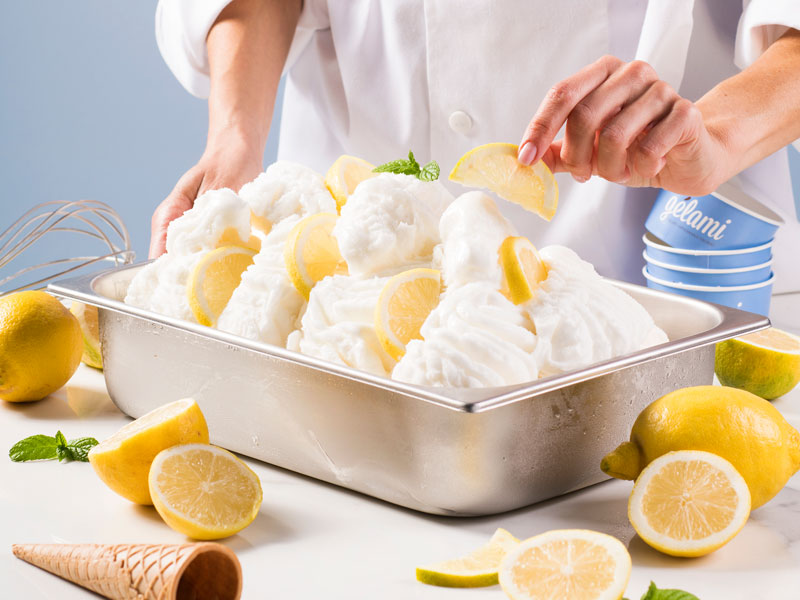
[0,200,134,297]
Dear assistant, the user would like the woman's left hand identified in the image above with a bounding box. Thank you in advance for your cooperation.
[517,55,729,195]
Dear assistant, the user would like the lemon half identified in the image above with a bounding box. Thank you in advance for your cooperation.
[449,143,558,221]
[69,301,102,369]
[628,450,751,557]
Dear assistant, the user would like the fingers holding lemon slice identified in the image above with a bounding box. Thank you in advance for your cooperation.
[449,143,558,221]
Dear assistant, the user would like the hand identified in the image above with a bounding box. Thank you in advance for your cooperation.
[148,137,263,258]
[518,56,730,195]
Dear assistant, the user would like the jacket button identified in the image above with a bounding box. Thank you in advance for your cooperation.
[448,111,473,134]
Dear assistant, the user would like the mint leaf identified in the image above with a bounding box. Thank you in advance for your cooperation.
[9,431,97,463]
[66,437,99,462]
[641,581,700,600]
[418,160,440,182]
[8,435,59,462]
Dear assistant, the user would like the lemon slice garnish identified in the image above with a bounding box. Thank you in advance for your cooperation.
[499,236,548,305]
[628,450,751,557]
[375,268,441,361]
[324,155,377,211]
[284,212,347,300]
[416,528,519,588]
[187,245,256,327]
[449,143,558,221]
[499,529,631,600]
[149,443,263,540]
[88,398,209,505]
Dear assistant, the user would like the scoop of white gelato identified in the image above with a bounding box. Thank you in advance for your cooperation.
[392,282,538,387]
[293,274,395,376]
[525,246,669,378]
[125,188,252,321]
[333,173,454,277]
[216,216,304,346]
[239,161,336,228]
[436,191,517,290]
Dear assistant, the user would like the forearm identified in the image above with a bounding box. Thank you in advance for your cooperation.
[205,0,302,154]
[698,28,800,179]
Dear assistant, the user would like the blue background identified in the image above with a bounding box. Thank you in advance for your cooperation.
[0,2,797,293]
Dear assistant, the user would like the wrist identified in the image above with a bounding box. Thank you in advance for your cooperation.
[205,120,266,158]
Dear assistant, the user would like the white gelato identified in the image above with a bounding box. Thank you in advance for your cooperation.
[239,161,336,229]
[124,188,252,322]
[216,216,304,346]
[524,246,668,378]
[290,275,395,376]
[393,282,539,387]
[333,173,454,277]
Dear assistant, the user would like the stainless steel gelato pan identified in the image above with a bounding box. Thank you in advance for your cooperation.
[50,263,768,516]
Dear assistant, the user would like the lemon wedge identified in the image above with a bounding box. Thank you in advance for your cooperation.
[716,327,800,400]
[324,155,377,211]
[149,443,263,540]
[284,212,347,300]
[88,398,209,504]
[628,450,751,557]
[499,236,548,304]
[187,245,256,327]
[499,529,631,600]
[374,268,441,361]
[449,143,558,221]
[69,301,103,369]
[416,528,519,588]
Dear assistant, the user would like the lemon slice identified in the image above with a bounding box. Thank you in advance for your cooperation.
[88,398,209,505]
[499,529,631,600]
[449,143,558,221]
[416,528,519,588]
[284,212,347,300]
[375,268,441,361]
[628,450,751,557]
[69,301,102,369]
[149,443,263,540]
[499,236,548,304]
[187,245,256,327]
[716,327,800,400]
[324,155,377,211]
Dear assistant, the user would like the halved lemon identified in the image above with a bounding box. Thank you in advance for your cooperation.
[499,236,548,305]
[416,528,520,588]
[69,301,103,369]
[324,155,377,211]
[449,143,558,221]
[716,327,800,400]
[499,529,631,600]
[284,212,347,300]
[374,268,441,361]
[187,245,256,327]
[628,450,751,557]
[88,398,209,504]
[149,443,263,540]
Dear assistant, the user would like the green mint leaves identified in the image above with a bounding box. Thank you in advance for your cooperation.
[9,431,98,463]
[624,582,701,600]
[373,151,440,182]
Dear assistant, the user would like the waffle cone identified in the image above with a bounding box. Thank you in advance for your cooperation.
[12,542,241,600]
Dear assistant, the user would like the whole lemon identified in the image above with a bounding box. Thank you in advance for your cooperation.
[601,385,800,508]
[0,291,83,402]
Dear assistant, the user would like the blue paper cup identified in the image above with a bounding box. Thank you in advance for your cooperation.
[645,181,783,250]
[643,233,773,269]
[643,251,772,286]
[643,267,774,315]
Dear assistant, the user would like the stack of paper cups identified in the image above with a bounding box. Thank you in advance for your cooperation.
[642,182,783,315]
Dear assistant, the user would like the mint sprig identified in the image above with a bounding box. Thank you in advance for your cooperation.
[373,151,440,181]
[9,431,98,463]
[624,582,701,600]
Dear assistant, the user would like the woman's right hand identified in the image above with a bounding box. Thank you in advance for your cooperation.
[148,135,263,259]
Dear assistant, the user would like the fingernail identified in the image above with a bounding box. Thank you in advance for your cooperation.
[518,141,537,165]
[572,174,588,183]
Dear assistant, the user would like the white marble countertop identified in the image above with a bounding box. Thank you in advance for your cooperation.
[2,298,800,600]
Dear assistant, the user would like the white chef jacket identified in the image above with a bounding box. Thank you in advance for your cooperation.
[155,0,800,293]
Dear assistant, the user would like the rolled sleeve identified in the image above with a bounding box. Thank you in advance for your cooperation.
[735,0,800,68]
